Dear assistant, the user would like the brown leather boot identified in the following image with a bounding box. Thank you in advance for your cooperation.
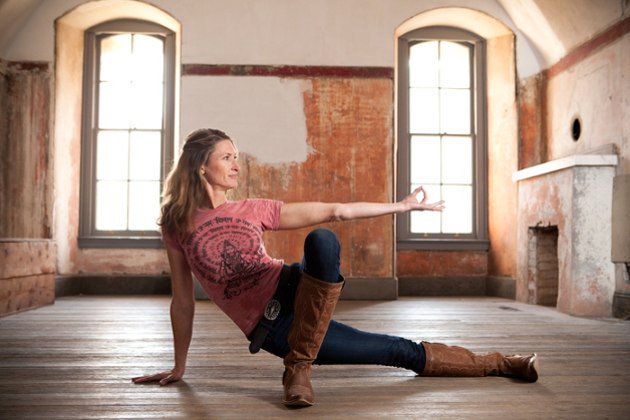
[282,272,344,407]
[421,342,539,382]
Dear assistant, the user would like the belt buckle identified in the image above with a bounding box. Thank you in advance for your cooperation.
[264,299,281,321]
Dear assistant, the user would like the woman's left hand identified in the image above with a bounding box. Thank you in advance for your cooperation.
[132,368,184,386]
[400,186,445,212]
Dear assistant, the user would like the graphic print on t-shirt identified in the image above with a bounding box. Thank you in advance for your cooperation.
[185,216,267,300]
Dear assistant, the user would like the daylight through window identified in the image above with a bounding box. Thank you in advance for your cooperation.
[397,27,487,250]
[80,20,175,248]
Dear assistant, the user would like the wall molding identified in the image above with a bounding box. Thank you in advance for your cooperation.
[183,64,393,79]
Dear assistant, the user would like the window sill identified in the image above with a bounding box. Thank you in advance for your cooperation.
[78,236,164,249]
[397,238,489,251]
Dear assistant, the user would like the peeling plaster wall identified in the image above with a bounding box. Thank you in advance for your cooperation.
[546,34,629,172]
[572,168,616,311]
[53,4,178,276]
[0,59,55,314]
[181,76,309,164]
[486,34,519,278]
[0,61,53,239]
[231,78,395,279]
[517,75,545,169]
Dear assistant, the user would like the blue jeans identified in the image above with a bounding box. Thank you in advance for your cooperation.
[261,228,426,374]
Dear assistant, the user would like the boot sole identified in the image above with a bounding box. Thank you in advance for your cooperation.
[283,397,314,407]
[527,353,540,383]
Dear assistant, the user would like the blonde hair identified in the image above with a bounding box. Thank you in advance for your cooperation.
[159,128,232,240]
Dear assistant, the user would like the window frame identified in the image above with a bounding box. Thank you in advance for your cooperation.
[79,19,175,249]
[396,26,489,251]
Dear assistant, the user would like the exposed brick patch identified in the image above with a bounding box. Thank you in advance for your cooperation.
[527,225,559,306]
[239,78,394,278]
[397,250,488,277]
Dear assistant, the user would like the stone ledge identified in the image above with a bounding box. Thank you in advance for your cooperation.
[512,154,617,182]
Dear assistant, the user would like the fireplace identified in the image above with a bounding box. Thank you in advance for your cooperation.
[513,153,617,316]
[527,225,559,307]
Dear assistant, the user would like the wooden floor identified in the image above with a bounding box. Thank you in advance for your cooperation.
[1,296,629,419]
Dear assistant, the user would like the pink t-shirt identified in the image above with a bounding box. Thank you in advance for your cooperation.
[163,199,284,336]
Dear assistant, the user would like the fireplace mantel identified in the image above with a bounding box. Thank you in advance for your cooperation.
[513,154,618,182]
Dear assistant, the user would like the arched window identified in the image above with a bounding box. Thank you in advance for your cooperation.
[397,26,488,250]
[79,19,175,248]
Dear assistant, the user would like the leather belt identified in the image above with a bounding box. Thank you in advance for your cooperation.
[248,264,295,354]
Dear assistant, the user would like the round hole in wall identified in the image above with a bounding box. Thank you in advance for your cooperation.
[571,117,581,141]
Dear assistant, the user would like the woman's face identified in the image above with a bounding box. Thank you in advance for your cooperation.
[200,139,240,191]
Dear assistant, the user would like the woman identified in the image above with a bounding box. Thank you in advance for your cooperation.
[132,128,539,407]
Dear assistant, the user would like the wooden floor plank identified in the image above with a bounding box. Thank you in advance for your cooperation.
[1,296,629,419]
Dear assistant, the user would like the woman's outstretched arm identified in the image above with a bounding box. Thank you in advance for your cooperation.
[279,185,444,230]
[132,246,195,385]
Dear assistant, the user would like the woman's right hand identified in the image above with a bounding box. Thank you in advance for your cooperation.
[132,368,184,386]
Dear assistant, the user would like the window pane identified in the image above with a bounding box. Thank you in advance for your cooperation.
[128,181,160,230]
[409,41,438,87]
[410,87,439,134]
[96,131,129,180]
[131,82,164,129]
[440,41,470,88]
[442,136,472,184]
[129,131,161,180]
[440,89,470,134]
[99,81,131,128]
[132,35,164,82]
[441,185,472,233]
[410,183,441,233]
[96,181,128,230]
[100,34,131,82]
[410,135,440,184]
